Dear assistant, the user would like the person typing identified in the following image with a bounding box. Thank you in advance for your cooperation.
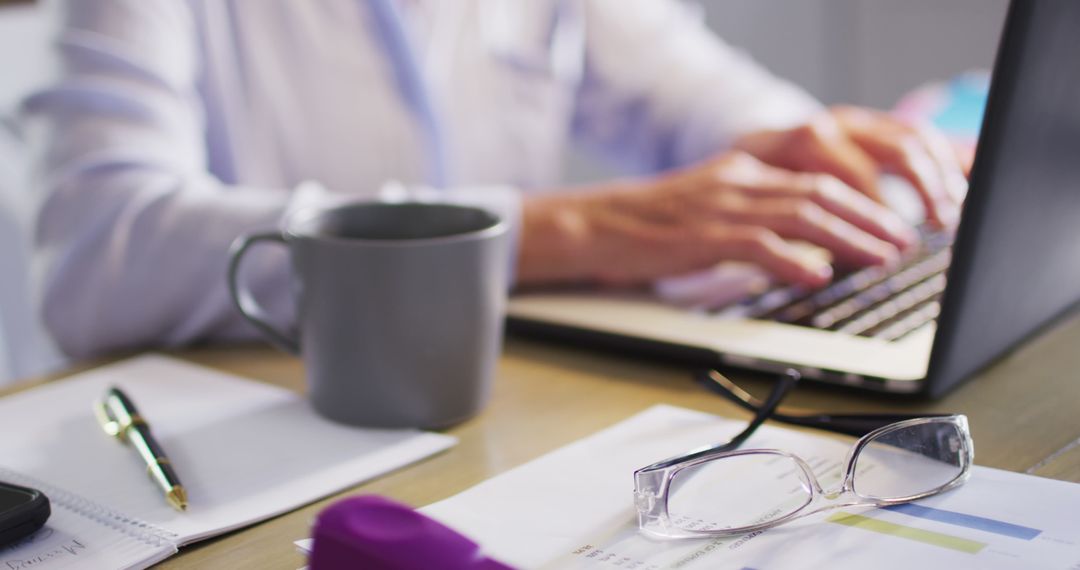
[22,0,965,358]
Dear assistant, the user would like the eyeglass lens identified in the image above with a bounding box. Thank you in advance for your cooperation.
[666,451,813,532]
[664,421,966,533]
[854,421,966,500]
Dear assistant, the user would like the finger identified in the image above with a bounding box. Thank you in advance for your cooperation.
[953,142,976,178]
[834,107,961,227]
[705,226,833,287]
[737,121,883,202]
[802,174,919,251]
[716,197,902,268]
[584,213,830,288]
[911,121,969,207]
[721,165,919,250]
[793,121,884,202]
[858,132,957,227]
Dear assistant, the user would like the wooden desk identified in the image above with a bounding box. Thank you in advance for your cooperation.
[8,311,1080,569]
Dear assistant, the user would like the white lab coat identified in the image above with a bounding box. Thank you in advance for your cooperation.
[22,0,820,358]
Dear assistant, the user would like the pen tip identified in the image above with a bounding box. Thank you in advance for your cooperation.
[167,487,188,512]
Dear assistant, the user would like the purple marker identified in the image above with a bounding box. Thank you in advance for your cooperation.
[309,495,515,570]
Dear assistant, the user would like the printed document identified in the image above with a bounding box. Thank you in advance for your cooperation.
[422,405,1080,569]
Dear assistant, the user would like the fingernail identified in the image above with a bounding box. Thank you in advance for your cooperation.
[876,244,902,268]
[895,224,920,248]
[948,174,969,202]
[879,210,919,249]
[813,263,833,283]
[939,204,961,227]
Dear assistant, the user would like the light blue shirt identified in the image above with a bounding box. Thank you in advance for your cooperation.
[23,0,820,358]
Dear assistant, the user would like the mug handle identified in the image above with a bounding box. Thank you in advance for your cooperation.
[227,232,301,354]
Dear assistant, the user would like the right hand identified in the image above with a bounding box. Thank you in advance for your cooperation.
[516,152,919,288]
[734,106,969,228]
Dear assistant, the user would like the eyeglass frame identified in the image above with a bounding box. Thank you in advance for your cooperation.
[633,370,974,539]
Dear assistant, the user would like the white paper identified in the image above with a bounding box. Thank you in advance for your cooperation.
[422,405,1080,569]
[0,355,457,569]
[0,494,175,570]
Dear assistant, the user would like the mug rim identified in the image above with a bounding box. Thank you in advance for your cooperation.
[284,201,508,247]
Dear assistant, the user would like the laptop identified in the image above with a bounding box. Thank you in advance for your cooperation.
[506,0,1080,398]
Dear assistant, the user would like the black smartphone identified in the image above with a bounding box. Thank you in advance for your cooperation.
[0,482,50,548]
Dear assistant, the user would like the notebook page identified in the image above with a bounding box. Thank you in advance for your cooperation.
[0,355,457,545]
[0,470,175,570]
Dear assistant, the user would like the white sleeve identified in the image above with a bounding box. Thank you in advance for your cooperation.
[23,0,296,359]
[25,0,526,359]
[573,0,824,173]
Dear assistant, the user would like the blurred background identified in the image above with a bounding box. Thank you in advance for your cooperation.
[0,0,1007,385]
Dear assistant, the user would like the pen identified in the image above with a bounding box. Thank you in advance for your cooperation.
[94,386,188,512]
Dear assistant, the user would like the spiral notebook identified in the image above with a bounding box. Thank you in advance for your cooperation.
[0,355,456,570]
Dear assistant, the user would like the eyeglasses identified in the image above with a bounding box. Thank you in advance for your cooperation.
[633,369,974,539]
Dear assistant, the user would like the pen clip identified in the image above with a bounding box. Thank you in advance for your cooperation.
[94,398,127,442]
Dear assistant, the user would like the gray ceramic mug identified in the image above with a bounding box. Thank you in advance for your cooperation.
[227,202,510,428]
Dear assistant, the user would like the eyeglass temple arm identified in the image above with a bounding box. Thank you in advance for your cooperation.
[697,369,952,438]
[707,368,800,453]
[650,368,803,471]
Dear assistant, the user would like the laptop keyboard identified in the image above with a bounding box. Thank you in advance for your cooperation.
[714,232,953,342]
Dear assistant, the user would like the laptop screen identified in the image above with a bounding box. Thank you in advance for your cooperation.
[927,0,1080,397]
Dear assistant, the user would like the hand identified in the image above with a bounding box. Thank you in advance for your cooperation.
[517,152,918,288]
[734,106,968,227]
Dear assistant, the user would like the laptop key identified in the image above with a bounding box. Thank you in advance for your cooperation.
[812,250,951,329]
[835,273,947,336]
[772,265,890,323]
[872,300,943,341]
[714,230,953,331]
[714,285,811,319]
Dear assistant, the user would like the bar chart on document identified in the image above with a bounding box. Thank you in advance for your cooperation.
[543,445,1080,570]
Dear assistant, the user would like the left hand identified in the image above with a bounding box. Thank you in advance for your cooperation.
[733,106,969,228]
